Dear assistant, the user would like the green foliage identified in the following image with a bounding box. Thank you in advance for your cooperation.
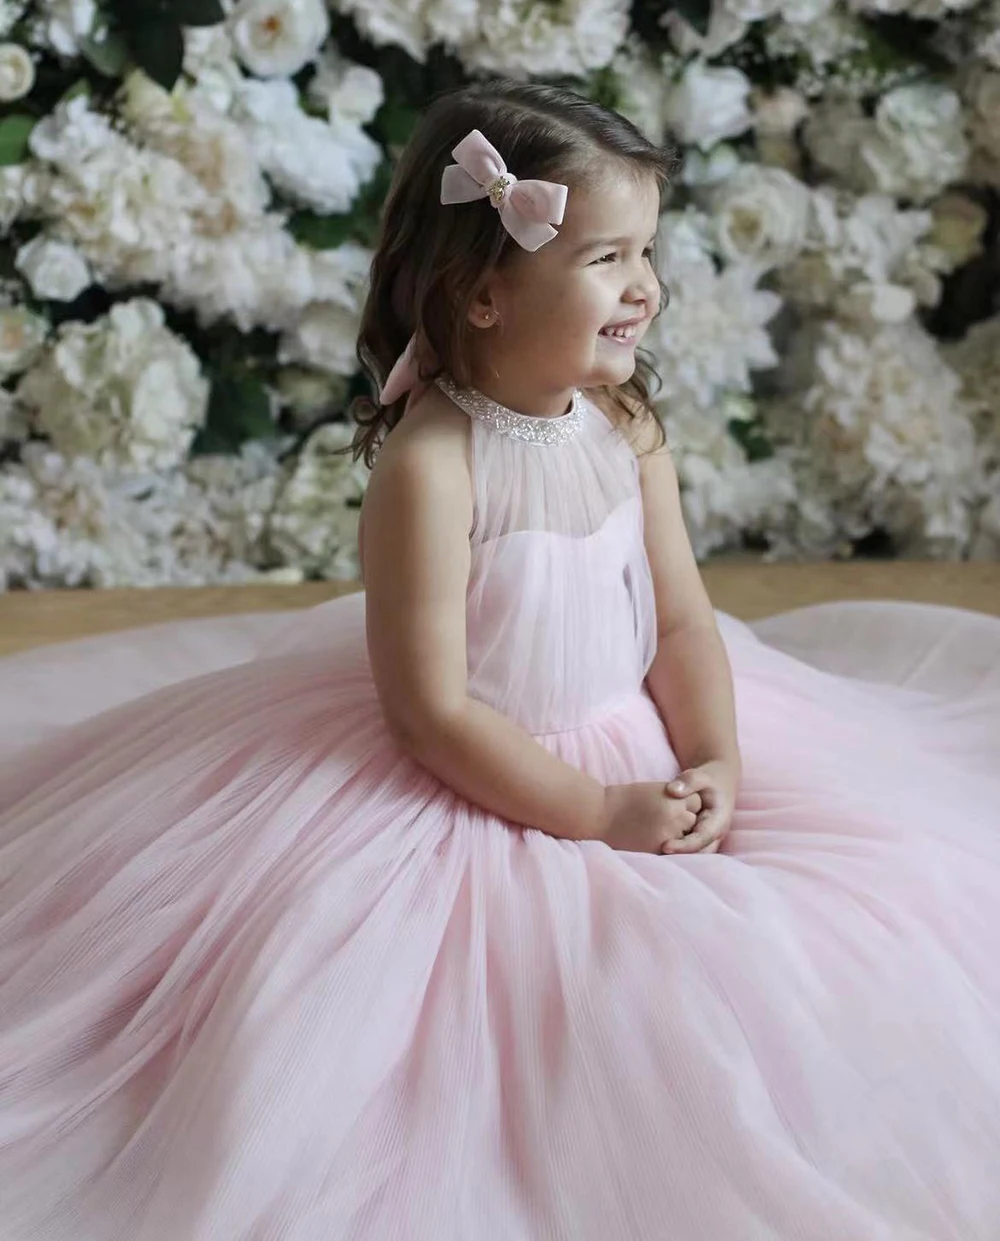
[108,0,226,92]
[0,115,35,165]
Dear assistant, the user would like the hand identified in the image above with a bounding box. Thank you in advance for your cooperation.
[662,760,738,854]
[599,782,704,854]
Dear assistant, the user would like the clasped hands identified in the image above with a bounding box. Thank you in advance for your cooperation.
[600,759,737,856]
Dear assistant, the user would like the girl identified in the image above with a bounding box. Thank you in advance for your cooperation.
[1,79,1000,1241]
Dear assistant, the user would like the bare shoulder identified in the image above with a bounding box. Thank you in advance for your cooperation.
[360,383,473,563]
[584,386,667,460]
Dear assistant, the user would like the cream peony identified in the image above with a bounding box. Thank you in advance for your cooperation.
[460,0,630,78]
[16,299,209,472]
[664,62,753,151]
[15,235,91,301]
[229,0,329,77]
[0,41,34,101]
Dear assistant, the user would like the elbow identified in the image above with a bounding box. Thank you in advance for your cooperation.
[381,695,469,758]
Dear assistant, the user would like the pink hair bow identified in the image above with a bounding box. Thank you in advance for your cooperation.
[378,130,569,406]
[441,129,569,253]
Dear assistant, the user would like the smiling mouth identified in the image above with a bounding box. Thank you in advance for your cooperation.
[599,323,641,342]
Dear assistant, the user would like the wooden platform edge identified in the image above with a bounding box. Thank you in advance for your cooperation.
[1,561,998,658]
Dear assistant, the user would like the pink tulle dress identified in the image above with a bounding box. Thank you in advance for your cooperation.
[2,378,1000,1241]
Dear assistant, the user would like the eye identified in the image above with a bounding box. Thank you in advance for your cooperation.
[594,252,616,264]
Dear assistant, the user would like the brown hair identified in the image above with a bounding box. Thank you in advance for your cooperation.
[349,78,677,467]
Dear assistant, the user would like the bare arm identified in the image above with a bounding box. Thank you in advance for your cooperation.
[361,411,606,841]
[632,417,741,776]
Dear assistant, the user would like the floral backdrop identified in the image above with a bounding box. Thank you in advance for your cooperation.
[0,0,997,589]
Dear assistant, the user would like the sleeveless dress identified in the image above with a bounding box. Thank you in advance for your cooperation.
[2,378,1000,1241]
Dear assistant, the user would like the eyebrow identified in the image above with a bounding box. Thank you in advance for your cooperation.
[573,233,658,255]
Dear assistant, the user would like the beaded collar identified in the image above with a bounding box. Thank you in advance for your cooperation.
[435,375,585,446]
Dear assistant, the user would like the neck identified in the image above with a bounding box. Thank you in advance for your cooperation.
[465,370,577,419]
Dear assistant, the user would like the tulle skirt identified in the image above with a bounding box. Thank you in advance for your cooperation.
[2,595,999,1240]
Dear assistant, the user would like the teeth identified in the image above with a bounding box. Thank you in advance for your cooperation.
[601,324,638,339]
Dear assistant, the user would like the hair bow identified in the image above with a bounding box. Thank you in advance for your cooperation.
[377,130,569,406]
[441,129,569,253]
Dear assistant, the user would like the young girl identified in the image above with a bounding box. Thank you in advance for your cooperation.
[1,79,999,1241]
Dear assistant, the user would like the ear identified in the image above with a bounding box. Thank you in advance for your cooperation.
[466,279,502,330]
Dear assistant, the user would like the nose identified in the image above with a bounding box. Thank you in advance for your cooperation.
[623,268,660,318]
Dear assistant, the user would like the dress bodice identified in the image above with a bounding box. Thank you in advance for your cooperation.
[436,377,657,734]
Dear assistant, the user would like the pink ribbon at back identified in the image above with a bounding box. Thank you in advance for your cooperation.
[378,129,569,406]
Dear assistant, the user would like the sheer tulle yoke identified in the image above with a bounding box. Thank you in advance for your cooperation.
[435,377,657,732]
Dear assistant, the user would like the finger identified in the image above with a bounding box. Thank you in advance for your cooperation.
[666,811,726,854]
[700,840,721,854]
[684,793,703,816]
[666,768,713,797]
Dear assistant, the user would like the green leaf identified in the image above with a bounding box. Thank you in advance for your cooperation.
[0,115,36,167]
[79,27,131,77]
[193,372,275,455]
[728,418,774,463]
[169,0,226,26]
[374,98,420,150]
[287,211,354,250]
[125,17,185,91]
[670,0,712,37]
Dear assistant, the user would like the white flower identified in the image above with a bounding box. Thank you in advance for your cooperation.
[647,211,780,412]
[183,25,245,114]
[460,0,630,78]
[308,48,384,126]
[752,86,810,136]
[681,144,741,190]
[267,420,369,579]
[847,0,978,17]
[804,85,968,203]
[32,0,98,56]
[15,235,91,301]
[763,321,982,557]
[664,62,752,151]
[0,305,48,379]
[0,41,34,101]
[16,298,209,471]
[709,164,811,271]
[0,1,29,40]
[664,2,746,57]
[0,165,26,234]
[233,78,381,213]
[228,0,329,77]
[279,302,360,376]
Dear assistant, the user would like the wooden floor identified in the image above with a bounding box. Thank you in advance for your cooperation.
[1,560,997,658]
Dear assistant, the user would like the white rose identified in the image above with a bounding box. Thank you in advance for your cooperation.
[461,0,630,78]
[308,50,383,126]
[228,0,329,77]
[665,62,752,151]
[710,165,811,270]
[0,305,48,379]
[0,42,34,101]
[15,236,92,301]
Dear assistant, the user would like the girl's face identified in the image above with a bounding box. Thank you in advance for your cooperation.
[467,169,663,416]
